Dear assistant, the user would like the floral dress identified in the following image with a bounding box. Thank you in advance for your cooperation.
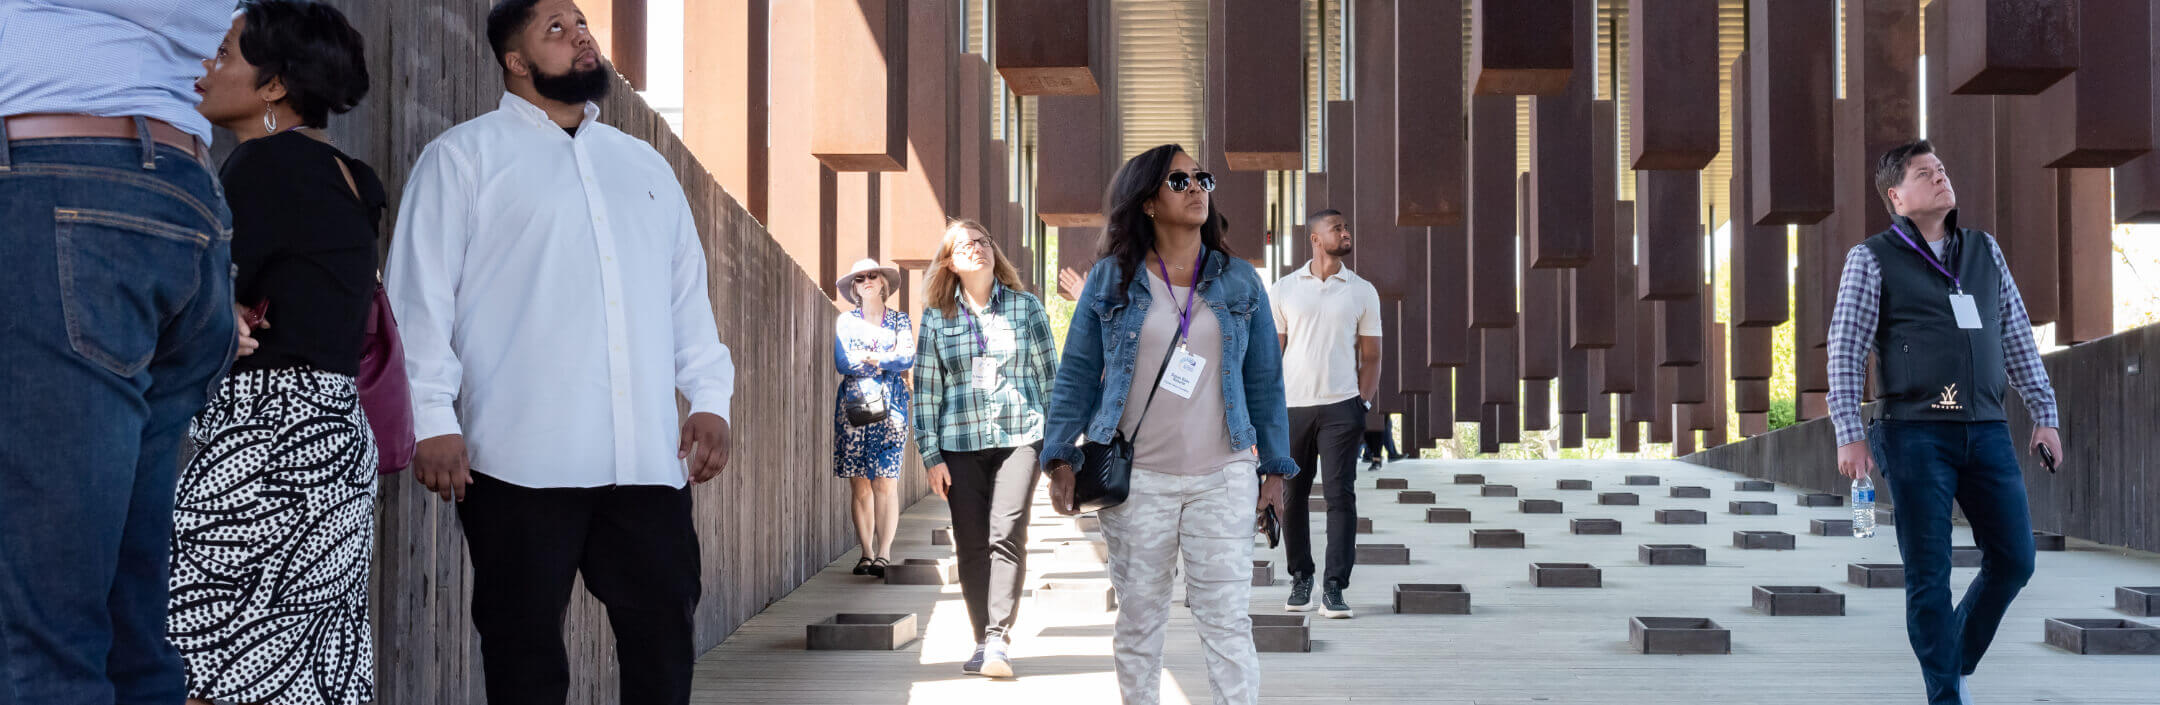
[834,308,914,478]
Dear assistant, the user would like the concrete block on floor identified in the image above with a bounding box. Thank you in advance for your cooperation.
[1033,580,1116,613]
[1356,516,1373,534]
[1520,499,1563,514]
[1655,509,1708,525]
[1251,614,1312,652]
[1393,583,1472,614]
[1952,546,1983,567]
[1797,493,1844,507]
[1669,486,1711,498]
[1532,562,1603,587]
[1571,518,1622,535]
[1728,501,1778,515]
[1751,586,1845,616]
[1378,477,1409,490]
[2034,531,2067,551]
[2043,618,2160,655]
[1810,518,1855,536]
[1733,531,1796,550]
[1598,492,1639,505]
[1639,544,1707,565]
[1481,485,1518,497]
[1848,563,1905,588]
[806,613,919,650]
[1399,490,1438,504]
[931,526,953,546]
[1357,543,1412,564]
[883,558,957,585]
[1455,473,1486,484]
[1735,480,1774,492]
[1252,560,1275,587]
[1557,479,1593,490]
[1428,507,1473,523]
[1309,496,1328,512]
[1471,529,1526,548]
[1625,475,1661,486]
[1876,508,1896,526]
[1629,617,1730,654]
[2115,587,2160,617]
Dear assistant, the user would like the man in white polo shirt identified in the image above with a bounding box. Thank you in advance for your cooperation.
[1268,209,1383,619]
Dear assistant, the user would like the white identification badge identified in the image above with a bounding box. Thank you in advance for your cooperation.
[972,356,999,390]
[1160,346,1207,399]
[1949,294,1983,329]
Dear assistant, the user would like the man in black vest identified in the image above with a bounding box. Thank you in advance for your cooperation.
[1828,139,2064,705]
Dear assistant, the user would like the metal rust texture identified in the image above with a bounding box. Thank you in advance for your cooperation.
[1470,0,1575,95]
[1746,1,1836,225]
[1527,0,1597,266]
[1627,0,1721,170]
[995,0,1100,95]
[1945,0,2079,96]
[1397,0,1468,225]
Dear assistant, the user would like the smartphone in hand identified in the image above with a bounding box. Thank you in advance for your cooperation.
[2038,444,2057,473]
[1257,506,1280,549]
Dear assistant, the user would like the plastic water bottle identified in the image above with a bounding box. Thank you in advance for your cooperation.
[1851,475,1877,538]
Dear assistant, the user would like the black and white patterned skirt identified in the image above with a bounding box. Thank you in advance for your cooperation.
[170,366,377,705]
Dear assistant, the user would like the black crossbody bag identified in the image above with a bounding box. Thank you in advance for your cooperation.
[1070,330,1183,513]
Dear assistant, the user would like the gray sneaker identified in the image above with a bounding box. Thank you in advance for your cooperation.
[1286,574,1316,612]
[1320,579,1354,619]
[962,642,986,675]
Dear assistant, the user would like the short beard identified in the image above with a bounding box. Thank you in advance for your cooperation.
[1326,243,1353,258]
[531,62,612,105]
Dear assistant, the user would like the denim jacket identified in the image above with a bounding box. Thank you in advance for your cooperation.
[1041,250,1296,476]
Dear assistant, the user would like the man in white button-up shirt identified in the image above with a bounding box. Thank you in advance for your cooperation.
[383,1,733,702]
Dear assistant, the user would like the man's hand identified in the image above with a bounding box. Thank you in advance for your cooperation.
[1837,440,1874,480]
[680,412,732,484]
[1047,462,1077,515]
[414,434,472,502]
[2030,426,2064,470]
[1256,473,1286,524]
[926,462,953,499]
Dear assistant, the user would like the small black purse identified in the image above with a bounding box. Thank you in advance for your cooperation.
[843,377,890,427]
[1070,333,1181,513]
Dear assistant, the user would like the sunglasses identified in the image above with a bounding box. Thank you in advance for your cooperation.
[1165,170,1216,193]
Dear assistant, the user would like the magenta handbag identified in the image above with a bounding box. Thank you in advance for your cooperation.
[357,284,414,473]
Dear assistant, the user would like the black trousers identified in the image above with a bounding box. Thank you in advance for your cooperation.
[1284,398,1365,586]
[457,472,702,705]
[941,443,1041,643]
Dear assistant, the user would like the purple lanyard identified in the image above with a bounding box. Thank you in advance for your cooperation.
[958,287,992,353]
[1153,247,1208,345]
[1890,224,1962,294]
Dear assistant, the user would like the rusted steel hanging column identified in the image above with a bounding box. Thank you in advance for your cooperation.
[1479,404,1503,454]
[1945,0,2078,96]
[1628,290,1659,424]
[1634,170,1701,301]
[1617,406,1641,453]
[1037,95,1109,228]
[1429,224,1471,367]
[1398,0,1467,225]
[585,0,648,89]
[1219,0,1302,169]
[1845,0,1920,239]
[1995,96,2061,325]
[1520,172,1563,381]
[1730,51,1790,329]
[768,0,837,288]
[813,0,908,171]
[1482,327,1519,407]
[1560,412,1585,449]
[1469,95,1519,327]
[1560,302,1590,416]
[880,0,961,264]
[2055,168,2115,344]
[1352,0,1416,399]
[1572,100,1619,349]
[1470,0,1573,95]
[1604,221,1640,396]
[995,0,1099,95]
[1746,3,1835,225]
[1524,378,1553,432]
[2039,1,2152,167]
[1429,369,1455,441]
[1627,0,1720,170]
[1458,322,1484,427]
[1527,0,1596,266]
[1326,101,1356,215]
[684,0,768,220]
[1586,368,1614,439]
[1925,0,1997,230]
[1205,0,1271,257]
[955,57,987,221]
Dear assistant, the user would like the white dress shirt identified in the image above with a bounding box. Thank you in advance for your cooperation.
[1268,260,1383,408]
[386,93,735,489]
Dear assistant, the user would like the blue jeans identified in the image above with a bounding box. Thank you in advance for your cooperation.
[1868,420,2036,705]
[0,131,234,704]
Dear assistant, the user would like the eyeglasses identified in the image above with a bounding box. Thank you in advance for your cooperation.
[1165,170,1216,193]
[953,237,991,252]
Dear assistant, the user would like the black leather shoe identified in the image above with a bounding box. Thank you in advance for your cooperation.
[852,557,874,575]
[867,558,888,578]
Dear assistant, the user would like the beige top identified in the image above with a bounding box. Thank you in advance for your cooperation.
[1118,270,1254,475]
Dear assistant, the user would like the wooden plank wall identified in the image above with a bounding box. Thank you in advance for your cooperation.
[276,2,926,701]
[1685,323,2160,554]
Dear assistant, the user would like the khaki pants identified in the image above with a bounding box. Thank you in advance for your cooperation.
[1098,462,1260,705]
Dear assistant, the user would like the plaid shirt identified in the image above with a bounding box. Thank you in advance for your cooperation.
[1827,229,2059,446]
[911,284,1059,467]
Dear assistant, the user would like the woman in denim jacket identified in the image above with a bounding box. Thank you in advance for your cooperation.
[1042,144,1292,705]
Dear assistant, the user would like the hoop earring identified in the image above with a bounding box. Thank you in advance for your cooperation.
[262,105,278,133]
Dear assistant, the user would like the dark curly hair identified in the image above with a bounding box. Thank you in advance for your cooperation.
[1098,144,1234,302]
[237,0,369,128]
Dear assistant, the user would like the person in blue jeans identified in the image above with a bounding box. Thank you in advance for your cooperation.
[0,2,237,702]
[1829,139,2064,705]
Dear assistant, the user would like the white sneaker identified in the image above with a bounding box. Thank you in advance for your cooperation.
[979,636,1014,678]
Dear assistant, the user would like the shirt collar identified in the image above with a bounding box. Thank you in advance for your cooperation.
[499,91,601,136]
[956,282,1006,311]
[1301,259,1353,283]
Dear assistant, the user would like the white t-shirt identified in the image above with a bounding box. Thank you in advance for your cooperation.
[1268,260,1384,408]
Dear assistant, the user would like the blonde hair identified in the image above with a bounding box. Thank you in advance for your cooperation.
[924,218,1026,317]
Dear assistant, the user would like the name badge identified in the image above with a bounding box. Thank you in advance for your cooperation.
[971,356,1000,390]
[1160,346,1207,399]
[1949,294,1983,329]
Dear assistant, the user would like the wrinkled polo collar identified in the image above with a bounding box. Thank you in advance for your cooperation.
[1296,259,1355,283]
[499,91,601,137]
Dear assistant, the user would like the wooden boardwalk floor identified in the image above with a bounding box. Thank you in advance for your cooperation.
[690,459,2160,704]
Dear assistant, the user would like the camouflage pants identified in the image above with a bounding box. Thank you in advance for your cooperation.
[1097,462,1260,705]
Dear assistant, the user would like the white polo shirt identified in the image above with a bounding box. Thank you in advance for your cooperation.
[1268,260,1384,408]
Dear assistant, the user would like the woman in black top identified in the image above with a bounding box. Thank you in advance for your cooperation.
[173,3,380,704]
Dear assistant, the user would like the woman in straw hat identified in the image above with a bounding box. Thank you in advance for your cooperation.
[833,258,913,578]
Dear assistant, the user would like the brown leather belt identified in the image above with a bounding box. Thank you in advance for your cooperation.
[3,113,209,161]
